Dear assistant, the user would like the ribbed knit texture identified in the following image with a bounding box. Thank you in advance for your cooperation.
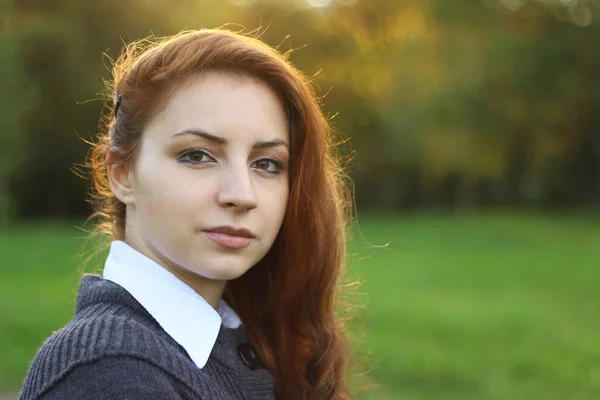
[18,274,275,399]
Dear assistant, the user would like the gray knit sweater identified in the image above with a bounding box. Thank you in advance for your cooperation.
[19,274,275,399]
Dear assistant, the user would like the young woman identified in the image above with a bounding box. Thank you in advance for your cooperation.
[20,29,355,399]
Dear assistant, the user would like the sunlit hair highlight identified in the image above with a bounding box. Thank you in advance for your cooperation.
[85,29,356,399]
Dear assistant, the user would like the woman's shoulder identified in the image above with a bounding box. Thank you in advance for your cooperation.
[20,353,191,400]
[19,279,197,399]
[30,298,174,364]
[40,275,187,363]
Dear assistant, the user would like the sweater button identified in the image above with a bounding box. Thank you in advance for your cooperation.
[237,343,257,369]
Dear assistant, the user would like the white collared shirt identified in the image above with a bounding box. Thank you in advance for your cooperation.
[102,240,242,369]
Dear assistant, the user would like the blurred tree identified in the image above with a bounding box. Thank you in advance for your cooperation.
[4,0,600,216]
[484,0,600,27]
[0,1,35,228]
[11,0,174,218]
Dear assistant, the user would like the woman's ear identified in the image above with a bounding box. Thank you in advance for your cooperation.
[106,149,135,205]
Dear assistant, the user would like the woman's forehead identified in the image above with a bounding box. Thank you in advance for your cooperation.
[143,72,290,146]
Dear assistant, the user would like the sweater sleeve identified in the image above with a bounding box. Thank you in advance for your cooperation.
[37,355,190,400]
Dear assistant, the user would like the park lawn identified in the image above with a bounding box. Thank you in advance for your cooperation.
[1,213,599,399]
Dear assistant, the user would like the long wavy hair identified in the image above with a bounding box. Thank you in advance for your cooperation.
[85,29,355,399]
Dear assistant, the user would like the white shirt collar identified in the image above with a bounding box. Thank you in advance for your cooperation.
[102,240,241,369]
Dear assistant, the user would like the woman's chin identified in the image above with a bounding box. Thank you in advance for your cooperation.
[193,262,253,281]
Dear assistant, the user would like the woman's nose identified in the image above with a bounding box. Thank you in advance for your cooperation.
[216,164,258,210]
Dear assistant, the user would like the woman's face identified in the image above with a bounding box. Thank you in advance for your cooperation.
[109,71,289,305]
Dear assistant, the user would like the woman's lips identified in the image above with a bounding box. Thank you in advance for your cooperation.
[204,231,253,249]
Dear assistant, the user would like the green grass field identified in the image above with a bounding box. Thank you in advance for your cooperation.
[1,213,599,399]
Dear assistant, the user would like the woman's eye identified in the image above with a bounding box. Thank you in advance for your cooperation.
[252,158,282,174]
[179,149,215,164]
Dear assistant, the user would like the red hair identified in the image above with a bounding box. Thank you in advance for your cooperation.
[86,29,355,398]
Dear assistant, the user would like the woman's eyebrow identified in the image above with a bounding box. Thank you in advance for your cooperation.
[171,128,289,150]
[171,129,226,144]
[253,139,289,150]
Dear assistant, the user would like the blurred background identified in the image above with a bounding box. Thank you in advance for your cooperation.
[1,0,600,399]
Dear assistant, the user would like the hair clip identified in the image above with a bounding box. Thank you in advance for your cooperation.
[114,94,122,118]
